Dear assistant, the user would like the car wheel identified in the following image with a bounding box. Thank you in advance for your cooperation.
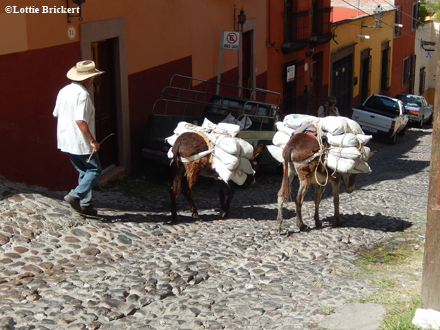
[418,118,423,128]
[427,114,434,125]
[389,133,397,144]
[398,125,407,136]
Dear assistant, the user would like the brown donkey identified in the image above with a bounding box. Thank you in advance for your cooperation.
[276,133,357,233]
[170,132,264,220]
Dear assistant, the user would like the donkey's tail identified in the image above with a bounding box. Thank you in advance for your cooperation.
[282,147,292,203]
[170,142,182,196]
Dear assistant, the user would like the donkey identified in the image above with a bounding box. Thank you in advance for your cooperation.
[170,131,264,221]
[276,132,357,233]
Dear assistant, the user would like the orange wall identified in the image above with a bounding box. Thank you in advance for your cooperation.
[0,1,270,189]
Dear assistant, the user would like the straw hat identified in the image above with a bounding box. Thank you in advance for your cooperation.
[66,60,104,81]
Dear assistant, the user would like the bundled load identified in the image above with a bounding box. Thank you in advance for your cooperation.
[165,118,255,185]
[267,114,373,174]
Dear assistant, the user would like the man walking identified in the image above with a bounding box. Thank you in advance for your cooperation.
[53,60,104,215]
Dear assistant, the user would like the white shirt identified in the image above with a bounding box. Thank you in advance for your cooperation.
[53,82,96,155]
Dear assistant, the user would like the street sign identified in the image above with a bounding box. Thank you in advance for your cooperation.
[222,31,240,50]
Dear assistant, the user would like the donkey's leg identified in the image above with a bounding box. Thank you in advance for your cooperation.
[169,163,183,221]
[218,181,234,218]
[295,175,311,232]
[276,162,296,233]
[182,169,200,219]
[313,184,323,229]
[330,177,343,226]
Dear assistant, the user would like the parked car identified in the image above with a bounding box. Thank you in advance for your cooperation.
[351,94,409,144]
[394,94,433,127]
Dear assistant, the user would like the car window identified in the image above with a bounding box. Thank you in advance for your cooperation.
[366,96,399,114]
[400,96,421,107]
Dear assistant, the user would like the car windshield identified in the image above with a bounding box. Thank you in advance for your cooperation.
[396,95,421,107]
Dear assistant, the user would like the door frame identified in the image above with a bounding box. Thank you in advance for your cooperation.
[79,17,131,173]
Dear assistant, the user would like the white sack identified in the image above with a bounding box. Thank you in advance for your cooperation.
[326,132,359,147]
[284,114,318,129]
[220,113,237,124]
[349,159,372,174]
[329,147,362,160]
[212,156,233,183]
[214,146,239,170]
[201,118,218,132]
[360,146,373,161]
[214,135,240,155]
[174,121,198,135]
[318,116,349,135]
[357,134,373,145]
[345,117,364,135]
[165,134,178,146]
[231,169,248,186]
[216,122,241,137]
[238,116,252,130]
[237,157,254,175]
[273,131,291,147]
[267,145,285,163]
[326,153,356,173]
[237,139,254,159]
[276,121,295,136]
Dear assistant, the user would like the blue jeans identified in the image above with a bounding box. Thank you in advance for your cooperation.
[67,153,102,207]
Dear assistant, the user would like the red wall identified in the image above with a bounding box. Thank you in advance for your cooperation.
[1,46,256,189]
[0,43,81,191]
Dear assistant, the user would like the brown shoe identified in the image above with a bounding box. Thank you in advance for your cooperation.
[64,195,83,213]
[81,205,98,216]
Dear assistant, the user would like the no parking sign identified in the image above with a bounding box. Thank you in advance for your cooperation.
[222,31,240,50]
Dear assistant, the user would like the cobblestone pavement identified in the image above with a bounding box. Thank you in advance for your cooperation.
[0,127,431,330]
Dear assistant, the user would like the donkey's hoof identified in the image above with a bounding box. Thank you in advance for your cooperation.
[192,212,199,219]
[299,224,309,232]
[171,214,180,221]
[220,210,229,218]
[334,222,344,227]
[315,221,323,229]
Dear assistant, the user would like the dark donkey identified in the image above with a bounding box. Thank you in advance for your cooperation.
[276,133,358,233]
[170,131,264,220]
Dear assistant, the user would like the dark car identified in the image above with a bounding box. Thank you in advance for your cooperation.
[394,94,433,127]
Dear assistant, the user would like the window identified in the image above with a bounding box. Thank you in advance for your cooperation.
[282,0,309,53]
[412,2,418,31]
[419,67,426,95]
[402,57,409,86]
[394,6,401,38]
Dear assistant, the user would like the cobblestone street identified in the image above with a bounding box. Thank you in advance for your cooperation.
[0,126,431,330]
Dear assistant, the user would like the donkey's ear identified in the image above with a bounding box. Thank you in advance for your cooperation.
[253,144,265,159]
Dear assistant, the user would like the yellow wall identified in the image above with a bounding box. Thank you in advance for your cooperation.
[330,11,395,98]
[0,0,268,80]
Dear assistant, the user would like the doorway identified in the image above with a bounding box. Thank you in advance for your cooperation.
[79,17,131,177]
[331,54,353,117]
[241,30,252,98]
[91,39,118,171]
[360,49,371,104]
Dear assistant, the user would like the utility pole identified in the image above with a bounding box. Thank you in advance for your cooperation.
[420,34,440,310]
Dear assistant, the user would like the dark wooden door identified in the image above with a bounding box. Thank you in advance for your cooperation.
[241,30,252,98]
[332,55,353,117]
[91,39,118,170]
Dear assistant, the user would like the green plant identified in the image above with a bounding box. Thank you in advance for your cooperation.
[353,235,424,330]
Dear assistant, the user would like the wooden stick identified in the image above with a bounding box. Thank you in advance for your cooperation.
[87,133,115,163]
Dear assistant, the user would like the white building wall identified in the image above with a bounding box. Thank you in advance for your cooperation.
[415,20,439,96]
